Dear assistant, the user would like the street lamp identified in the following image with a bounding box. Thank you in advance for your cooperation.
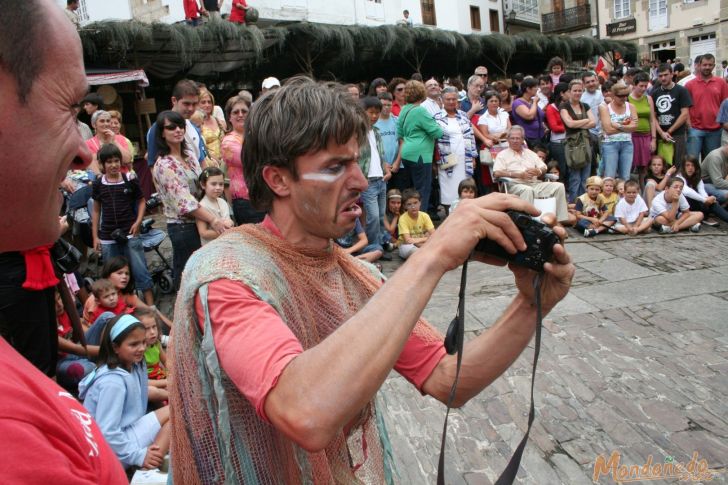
[505,8,517,34]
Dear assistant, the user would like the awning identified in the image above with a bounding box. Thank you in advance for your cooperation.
[86,69,149,87]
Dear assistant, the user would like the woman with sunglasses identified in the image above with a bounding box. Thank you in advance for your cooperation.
[598,83,638,181]
[151,111,232,290]
[388,77,407,116]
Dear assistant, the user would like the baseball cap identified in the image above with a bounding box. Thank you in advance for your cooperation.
[261,77,281,90]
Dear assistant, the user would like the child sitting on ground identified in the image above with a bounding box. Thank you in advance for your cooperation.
[644,155,676,208]
[398,189,436,259]
[649,177,704,233]
[86,278,129,326]
[449,177,477,213]
[383,189,402,251]
[575,176,616,237]
[616,179,626,199]
[137,307,168,405]
[334,218,383,263]
[545,162,577,226]
[55,289,97,392]
[613,180,653,235]
[602,177,619,215]
[79,314,171,470]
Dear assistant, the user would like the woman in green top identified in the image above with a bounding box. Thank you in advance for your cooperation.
[396,80,444,212]
[628,72,656,187]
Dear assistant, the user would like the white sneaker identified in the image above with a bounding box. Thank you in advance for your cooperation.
[659,225,672,234]
[690,223,701,233]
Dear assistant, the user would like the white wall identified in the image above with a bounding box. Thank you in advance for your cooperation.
[61,0,504,35]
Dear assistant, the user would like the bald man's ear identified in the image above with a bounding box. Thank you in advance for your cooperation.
[262,165,292,199]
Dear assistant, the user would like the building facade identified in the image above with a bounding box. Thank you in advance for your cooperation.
[539,0,596,37]
[503,0,541,33]
[598,0,727,68]
[59,0,510,35]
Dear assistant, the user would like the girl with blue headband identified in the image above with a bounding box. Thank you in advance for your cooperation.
[79,313,170,471]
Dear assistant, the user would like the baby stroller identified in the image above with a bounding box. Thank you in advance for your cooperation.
[140,193,174,295]
[139,218,174,295]
[62,171,94,249]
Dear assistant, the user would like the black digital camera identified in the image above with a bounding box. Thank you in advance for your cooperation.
[111,228,130,245]
[474,210,559,272]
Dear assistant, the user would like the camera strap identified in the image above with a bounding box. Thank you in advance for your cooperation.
[438,263,543,485]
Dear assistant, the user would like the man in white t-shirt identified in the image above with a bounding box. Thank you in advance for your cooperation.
[649,177,703,233]
[421,78,443,117]
[614,180,652,235]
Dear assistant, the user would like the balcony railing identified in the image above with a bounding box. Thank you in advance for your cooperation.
[541,4,591,33]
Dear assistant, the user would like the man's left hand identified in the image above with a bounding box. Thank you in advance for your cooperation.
[510,223,575,312]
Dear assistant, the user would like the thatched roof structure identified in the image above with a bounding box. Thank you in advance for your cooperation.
[80,20,637,83]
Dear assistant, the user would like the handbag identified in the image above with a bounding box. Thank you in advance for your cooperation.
[51,238,83,274]
[564,102,592,170]
[479,148,493,166]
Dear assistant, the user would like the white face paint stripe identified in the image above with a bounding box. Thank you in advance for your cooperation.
[300,172,344,183]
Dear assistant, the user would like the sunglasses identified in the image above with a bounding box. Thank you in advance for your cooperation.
[163,124,184,131]
[395,87,405,91]
[477,73,488,77]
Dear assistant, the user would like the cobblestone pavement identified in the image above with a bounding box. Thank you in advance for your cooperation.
[377,233,728,484]
[147,223,728,484]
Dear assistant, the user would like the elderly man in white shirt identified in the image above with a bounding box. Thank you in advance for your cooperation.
[493,126,570,222]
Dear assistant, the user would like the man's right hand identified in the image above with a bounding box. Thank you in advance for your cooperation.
[421,193,538,274]
[93,238,101,253]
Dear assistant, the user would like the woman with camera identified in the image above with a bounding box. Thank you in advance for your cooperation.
[90,143,155,306]
[151,111,232,291]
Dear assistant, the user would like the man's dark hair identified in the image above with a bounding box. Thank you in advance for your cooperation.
[172,79,200,100]
[658,63,673,74]
[700,53,715,63]
[674,63,684,73]
[559,74,573,84]
[243,77,368,211]
[625,67,641,78]
[538,75,552,85]
[154,110,188,158]
[581,71,597,81]
[377,92,393,101]
[361,96,382,111]
[0,0,44,104]
[98,143,123,164]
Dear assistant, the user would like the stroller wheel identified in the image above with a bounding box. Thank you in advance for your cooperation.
[84,277,95,293]
[158,271,174,294]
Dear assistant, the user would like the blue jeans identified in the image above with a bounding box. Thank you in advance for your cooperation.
[568,162,591,203]
[361,177,386,249]
[101,237,153,291]
[704,184,728,204]
[57,354,96,391]
[167,222,201,291]
[601,140,634,181]
[403,157,432,212]
[687,128,722,160]
[84,311,116,345]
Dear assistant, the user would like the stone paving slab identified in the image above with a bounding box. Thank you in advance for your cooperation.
[570,268,728,310]
[379,235,728,484]
[577,257,662,282]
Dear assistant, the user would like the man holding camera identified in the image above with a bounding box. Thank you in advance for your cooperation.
[169,77,575,482]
